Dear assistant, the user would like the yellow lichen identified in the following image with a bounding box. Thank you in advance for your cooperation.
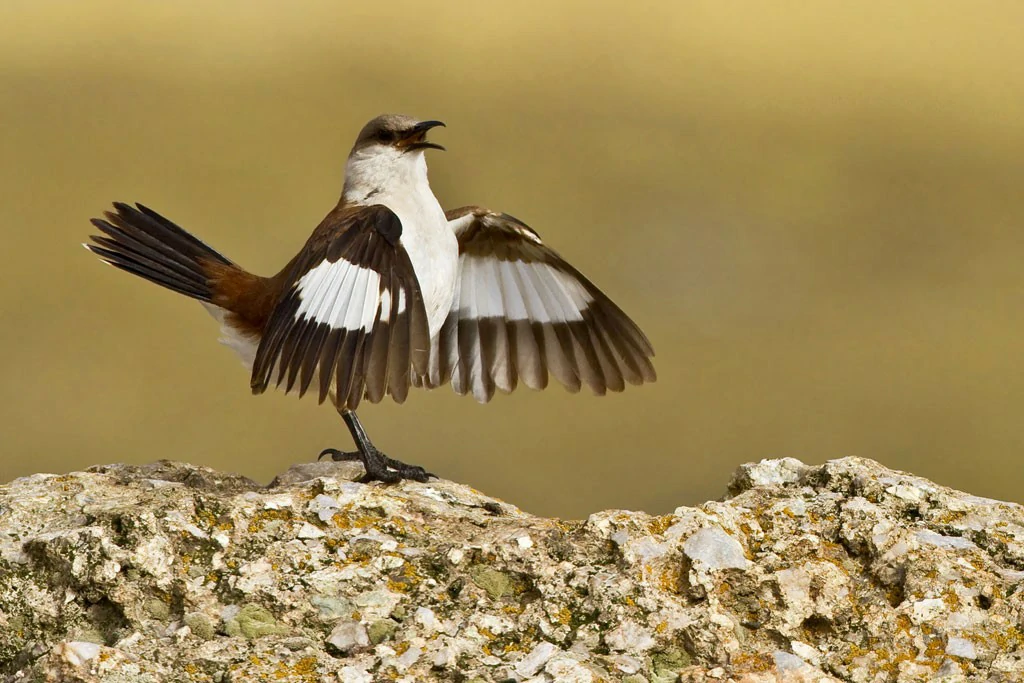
[730,652,774,673]
[387,562,423,593]
[272,655,318,682]
[647,515,674,536]
[658,567,682,594]
[247,508,294,534]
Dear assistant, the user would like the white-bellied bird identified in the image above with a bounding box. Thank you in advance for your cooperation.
[85,114,655,483]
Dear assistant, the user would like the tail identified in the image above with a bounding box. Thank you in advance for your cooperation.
[85,202,233,302]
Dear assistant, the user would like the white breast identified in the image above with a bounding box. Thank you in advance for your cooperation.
[385,188,458,338]
[343,150,458,338]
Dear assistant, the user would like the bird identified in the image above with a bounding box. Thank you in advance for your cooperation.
[84,114,656,483]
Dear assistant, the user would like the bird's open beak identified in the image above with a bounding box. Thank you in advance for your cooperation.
[402,120,446,152]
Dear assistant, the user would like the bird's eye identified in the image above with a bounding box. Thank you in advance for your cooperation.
[376,130,396,143]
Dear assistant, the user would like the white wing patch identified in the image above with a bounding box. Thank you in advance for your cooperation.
[434,207,656,403]
[294,259,393,330]
[459,256,593,323]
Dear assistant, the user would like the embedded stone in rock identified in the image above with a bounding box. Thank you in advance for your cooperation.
[682,526,749,570]
[326,620,370,654]
[223,604,288,639]
[1,456,1022,682]
[515,641,559,677]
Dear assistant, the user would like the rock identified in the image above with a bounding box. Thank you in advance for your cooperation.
[223,603,289,639]
[682,526,749,570]
[326,620,369,654]
[366,618,397,645]
[515,641,559,677]
[1,456,1023,681]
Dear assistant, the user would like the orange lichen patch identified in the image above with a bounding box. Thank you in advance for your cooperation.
[989,625,1024,652]
[817,540,855,566]
[546,519,578,534]
[193,506,234,532]
[922,634,945,660]
[658,566,683,595]
[841,637,932,679]
[930,509,968,525]
[194,508,218,529]
[895,614,912,633]
[647,515,675,536]
[272,656,319,682]
[730,652,774,673]
[247,508,294,533]
[555,607,572,625]
[387,562,424,593]
[328,504,423,537]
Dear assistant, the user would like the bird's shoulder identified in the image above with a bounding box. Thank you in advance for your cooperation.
[445,205,546,259]
[268,203,404,289]
[308,203,403,254]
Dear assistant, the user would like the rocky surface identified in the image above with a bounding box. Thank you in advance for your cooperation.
[1,456,1022,682]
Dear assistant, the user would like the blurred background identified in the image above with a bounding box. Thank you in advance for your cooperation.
[1,1,1022,518]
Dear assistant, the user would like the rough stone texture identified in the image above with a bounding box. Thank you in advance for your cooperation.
[1,457,1022,682]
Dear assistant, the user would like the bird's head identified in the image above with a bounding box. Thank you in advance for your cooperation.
[343,115,446,201]
[354,114,446,154]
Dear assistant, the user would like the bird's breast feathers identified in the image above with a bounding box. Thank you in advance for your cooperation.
[370,186,458,339]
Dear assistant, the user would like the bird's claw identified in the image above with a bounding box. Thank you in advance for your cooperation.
[318,447,433,483]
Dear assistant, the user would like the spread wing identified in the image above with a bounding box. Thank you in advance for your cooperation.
[425,206,655,402]
[251,204,430,411]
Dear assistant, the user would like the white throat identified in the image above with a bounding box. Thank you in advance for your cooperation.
[341,144,458,339]
[342,144,431,205]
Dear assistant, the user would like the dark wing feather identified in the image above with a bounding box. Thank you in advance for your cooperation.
[250,204,429,411]
[430,206,655,402]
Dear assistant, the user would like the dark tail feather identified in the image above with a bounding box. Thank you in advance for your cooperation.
[85,202,232,303]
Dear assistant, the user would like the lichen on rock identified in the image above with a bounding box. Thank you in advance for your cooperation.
[1,456,1022,681]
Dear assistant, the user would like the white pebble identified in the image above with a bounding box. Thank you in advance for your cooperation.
[327,621,369,653]
[297,522,325,539]
[682,527,749,570]
[946,636,977,660]
[62,641,101,666]
[515,641,559,677]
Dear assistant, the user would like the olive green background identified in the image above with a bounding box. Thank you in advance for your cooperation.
[2,2,1022,517]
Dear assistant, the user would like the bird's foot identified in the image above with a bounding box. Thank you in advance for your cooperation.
[318,447,433,484]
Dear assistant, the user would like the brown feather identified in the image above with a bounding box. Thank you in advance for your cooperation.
[249,203,429,412]
[438,206,654,401]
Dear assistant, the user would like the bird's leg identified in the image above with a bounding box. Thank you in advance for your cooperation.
[318,410,432,483]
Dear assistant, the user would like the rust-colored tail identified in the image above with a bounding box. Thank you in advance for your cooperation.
[85,202,235,303]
